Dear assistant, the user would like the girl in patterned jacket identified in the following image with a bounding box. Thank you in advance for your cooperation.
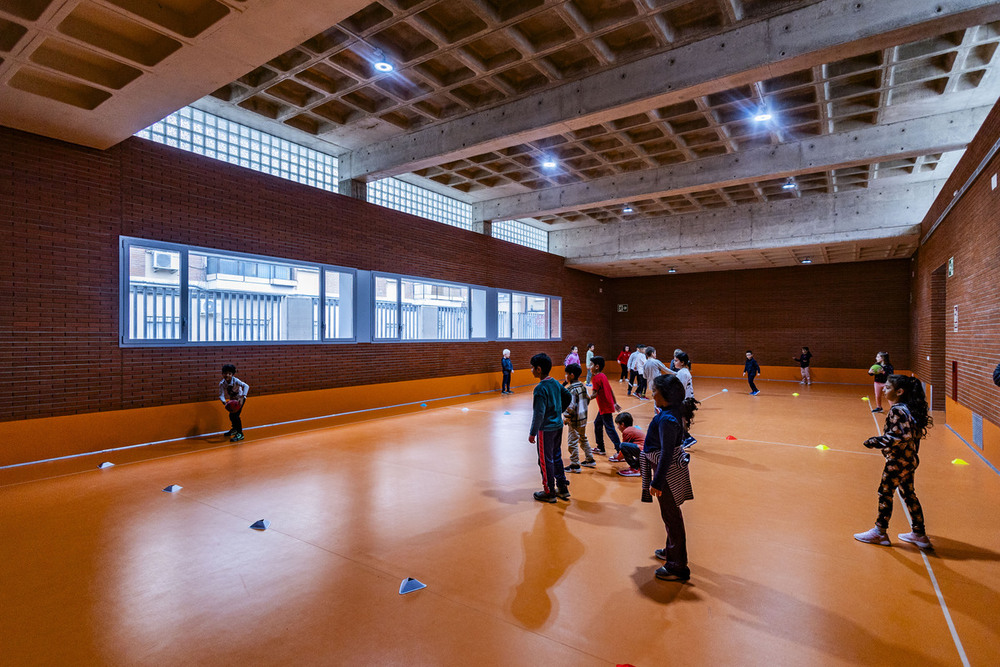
[854,375,933,549]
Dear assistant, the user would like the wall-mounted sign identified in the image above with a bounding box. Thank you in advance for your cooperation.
[617,304,628,312]
[948,257,954,277]
[954,305,958,332]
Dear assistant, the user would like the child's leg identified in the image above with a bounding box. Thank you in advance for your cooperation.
[535,429,554,494]
[748,375,758,393]
[602,414,622,451]
[546,428,568,487]
[566,425,581,465]
[592,414,606,451]
[578,424,593,460]
[502,372,511,392]
[620,443,641,469]
[657,492,688,570]
[875,461,902,531]
[627,369,635,395]
[896,464,925,534]
[637,375,647,397]
[873,382,884,409]
[231,404,243,434]
[804,367,811,384]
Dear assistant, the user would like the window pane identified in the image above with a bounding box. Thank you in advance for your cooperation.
[127,245,181,340]
[549,298,561,339]
[375,276,399,339]
[188,251,319,342]
[471,289,486,338]
[400,278,469,340]
[324,270,354,339]
[498,292,511,339]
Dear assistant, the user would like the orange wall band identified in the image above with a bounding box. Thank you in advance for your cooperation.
[2,366,891,468]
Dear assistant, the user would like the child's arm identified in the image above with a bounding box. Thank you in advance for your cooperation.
[863,407,909,450]
[650,416,682,494]
[528,389,546,442]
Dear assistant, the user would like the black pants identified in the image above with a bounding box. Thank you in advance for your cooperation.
[501,371,511,392]
[636,375,648,397]
[620,442,642,469]
[620,364,628,381]
[229,401,244,433]
[747,374,758,393]
[593,413,621,452]
[628,369,638,394]
[657,489,688,571]
[535,427,567,494]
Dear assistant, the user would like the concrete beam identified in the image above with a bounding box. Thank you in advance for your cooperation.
[551,181,941,264]
[472,108,986,221]
[340,0,1000,180]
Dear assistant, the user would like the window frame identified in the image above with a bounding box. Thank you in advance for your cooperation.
[370,271,489,343]
[496,290,562,341]
[119,236,357,347]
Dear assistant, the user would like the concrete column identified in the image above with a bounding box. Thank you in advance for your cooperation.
[472,220,493,236]
[338,178,367,200]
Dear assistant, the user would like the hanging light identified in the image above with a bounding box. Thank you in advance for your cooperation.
[753,108,772,122]
[668,267,677,274]
[801,258,813,264]
[622,205,634,214]
[782,177,797,190]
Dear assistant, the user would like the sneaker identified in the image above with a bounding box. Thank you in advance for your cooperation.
[751,390,760,396]
[567,464,581,474]
[223,428,235,437]
[871,407,883,413]
[594,448,607,456]
[682,436,697,448]
[655,566,690,582]
[627,391,632,396]
[618,467,640,477]
[555,485,571,500]
[608,453,625,463]
[641,490,653,503]
[533,491,557,503]
[654,549,668,561]
[898,532,932,549]
[853,527,890,546]
[230,432,245,442]
[580,459,597,468]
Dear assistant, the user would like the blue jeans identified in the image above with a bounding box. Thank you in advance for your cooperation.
[593,413,621,452]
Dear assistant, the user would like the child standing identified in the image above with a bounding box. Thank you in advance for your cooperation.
[642,374,697,582]
[627,344,645,396]
[589,356,622,456]
[219,363,250,443]
[743,350,761,395]
[564,345,580,368]
[854,375,933,549]
[614,412,645,477]
[868,351,894,413]
[585,343,596,385]
[640,346,670,400]
[793,346,812,385]
[563,363,596,473]
[617,346,631,382]
[528,353,573,503]
[501,349,513,394]
[673,351,699,448]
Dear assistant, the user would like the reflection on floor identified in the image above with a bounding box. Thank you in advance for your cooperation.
[3,379,999,665]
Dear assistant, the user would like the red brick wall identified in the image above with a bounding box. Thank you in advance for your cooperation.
[0,128,610,422]
[912,98,1000,423]
[609,262,911,371]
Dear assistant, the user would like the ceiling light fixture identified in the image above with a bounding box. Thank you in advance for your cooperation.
[541,158,557,169]
[801,258,812,264]
[372,49,394,72]
[622,205,633,214]
[753,108,772,122]
[668,267,677,274]
[782,177,797,190]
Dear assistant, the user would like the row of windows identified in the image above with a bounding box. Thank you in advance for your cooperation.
[121,237,561,346]
[135,107,552,252]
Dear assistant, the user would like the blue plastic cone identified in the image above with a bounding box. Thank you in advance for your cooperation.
[163,484,183,493]
[399,577,426,595]
[250,519,271,530]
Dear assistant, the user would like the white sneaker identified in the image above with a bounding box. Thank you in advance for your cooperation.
[898,532,932,549]
[854,527,890,546]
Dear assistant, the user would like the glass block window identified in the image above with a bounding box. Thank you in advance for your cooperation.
[492,219,548,252]
[135,107,338,192]
[368,177,472,230]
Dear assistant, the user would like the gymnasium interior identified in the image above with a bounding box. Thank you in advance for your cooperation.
[2,0,1000,664]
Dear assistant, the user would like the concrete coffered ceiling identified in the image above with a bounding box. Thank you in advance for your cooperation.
[4,0,1000,277]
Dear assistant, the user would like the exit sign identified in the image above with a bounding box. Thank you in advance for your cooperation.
[617,304,628,312]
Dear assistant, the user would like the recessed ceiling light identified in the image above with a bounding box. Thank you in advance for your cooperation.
[541,159,557,169]
[801,258,812,264]
[372,49,393,72]
[668,267,677,274]
[753,109,772,122]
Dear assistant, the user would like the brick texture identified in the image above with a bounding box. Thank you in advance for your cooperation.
[608,262,911,371]
[0,128,610,422]
[911,97,1000,421]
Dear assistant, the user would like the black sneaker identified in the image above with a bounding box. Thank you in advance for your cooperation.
[223,429,235,437]
[230,433,244,442]
[654,549,668,561]
[641,490,653,503]
[567,464,581,474]
[533,491,557,503]
[655,566,690,582]
[871,407,883,413]
[594,448,607,456]
[556,484,570,500]
[580,459,597,468]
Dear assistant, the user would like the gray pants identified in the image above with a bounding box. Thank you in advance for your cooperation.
[566,423,592,465]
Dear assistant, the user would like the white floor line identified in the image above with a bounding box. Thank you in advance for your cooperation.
[897,494,970,667]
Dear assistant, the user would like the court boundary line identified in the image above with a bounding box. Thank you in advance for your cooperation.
[945,424,1000,477]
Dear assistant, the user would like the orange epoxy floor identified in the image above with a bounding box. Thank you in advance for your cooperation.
[3,379,999,666]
